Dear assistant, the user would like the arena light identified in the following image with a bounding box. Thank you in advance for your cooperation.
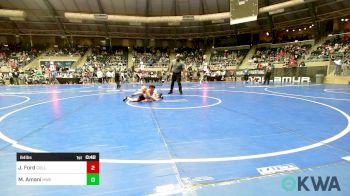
[269,8,284,15]
[195,12,230,22]
[0,9,26,18]
[64,12,95,21]
[182,15,194,21]
[94,14,108,21]
[259,0,306,13]
[230,16,257,25]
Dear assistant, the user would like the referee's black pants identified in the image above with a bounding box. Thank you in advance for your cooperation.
[169,72,182,94]
[263,73,271,85]
[115,77,121,89]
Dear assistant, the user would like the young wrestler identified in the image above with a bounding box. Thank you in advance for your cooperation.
[123,85,163,102]
[123,86,148,102]
[144,84,163,102]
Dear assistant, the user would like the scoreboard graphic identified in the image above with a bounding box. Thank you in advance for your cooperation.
[16,153,99,185]
[230,0,259,25]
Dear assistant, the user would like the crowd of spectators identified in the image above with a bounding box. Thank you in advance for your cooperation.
[79,47,128,84]
[210,49,249,66]
[174,47,204,67]
[0,44,44,70]
[44,45,87,56]
[2,38,350,85]
[132,47,170,68]
[308,34,350,61]
[0,64,134,85]
[250,44,311,68]
[86,47,111,67]
[108,47,128,67]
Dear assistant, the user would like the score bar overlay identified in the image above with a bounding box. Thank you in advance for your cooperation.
[16,153,99,185]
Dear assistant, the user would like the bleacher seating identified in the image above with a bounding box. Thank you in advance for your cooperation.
[308,34,350,61]
[210,49,249,66]
[132,47,170,67]
[175,47,204,67]
[251,44,311,67]
[0,44,45,69]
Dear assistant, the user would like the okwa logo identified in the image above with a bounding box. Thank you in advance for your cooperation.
[281,176,341,192]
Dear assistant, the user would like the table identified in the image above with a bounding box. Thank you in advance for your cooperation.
[57,78,81,84]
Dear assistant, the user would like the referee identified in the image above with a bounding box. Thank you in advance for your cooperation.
[263,63,273,85]
[114,68,121,89]
[168,54,184,95]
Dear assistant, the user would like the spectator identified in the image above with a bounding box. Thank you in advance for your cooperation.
[96,68,103,83]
